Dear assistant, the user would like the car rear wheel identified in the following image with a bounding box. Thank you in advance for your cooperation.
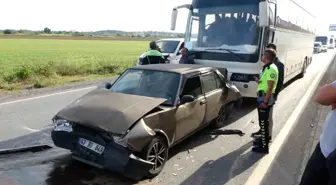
[140,136,168,178]
[211,103,234,128]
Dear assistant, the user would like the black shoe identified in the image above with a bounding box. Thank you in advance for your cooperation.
[251,130,262,137]
[253,136,272,145]
[252,146,269,154]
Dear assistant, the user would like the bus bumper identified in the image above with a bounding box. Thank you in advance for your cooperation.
[231,81,258,98]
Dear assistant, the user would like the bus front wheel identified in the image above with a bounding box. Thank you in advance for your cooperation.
[299,58,307,78]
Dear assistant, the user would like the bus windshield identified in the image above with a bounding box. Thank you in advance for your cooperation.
[187,3,260,56]
[315,36,328,45]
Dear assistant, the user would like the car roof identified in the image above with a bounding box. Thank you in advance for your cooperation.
[157,38,184,42]
[129,64,214,74]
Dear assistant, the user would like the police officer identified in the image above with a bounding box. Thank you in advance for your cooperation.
[252,48,279,154]
[252,43,284,142]
[143,41,164,57]
[139,41,165,65]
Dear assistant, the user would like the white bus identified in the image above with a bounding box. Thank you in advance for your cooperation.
[315,36,330,51]
[170,0,316,98]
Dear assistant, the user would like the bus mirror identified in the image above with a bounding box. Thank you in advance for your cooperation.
[259,1,269,27]
[171,9,178,31]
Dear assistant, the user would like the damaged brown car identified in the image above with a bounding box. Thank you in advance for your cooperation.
[51,64,242,180]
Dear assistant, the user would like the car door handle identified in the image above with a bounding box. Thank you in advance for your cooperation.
[200,100,206,105]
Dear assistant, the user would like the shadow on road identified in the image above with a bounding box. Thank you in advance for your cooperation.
[179,141,263,185]
[45,155,138,185]
[0,128,52,149]
[168,99,256,159]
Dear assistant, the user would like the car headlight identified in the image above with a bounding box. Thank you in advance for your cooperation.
[53,119,73,132]
[105,133,128,147]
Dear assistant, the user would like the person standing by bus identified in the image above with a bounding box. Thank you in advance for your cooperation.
[252,48,278,154]
[252,43,284,143]
[179,48,195,64]
[266,43,284,101]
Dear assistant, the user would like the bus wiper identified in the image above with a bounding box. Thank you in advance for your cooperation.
[204,48,247,61]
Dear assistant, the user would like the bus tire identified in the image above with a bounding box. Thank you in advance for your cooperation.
[299,58,307,78]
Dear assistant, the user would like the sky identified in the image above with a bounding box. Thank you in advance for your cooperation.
[0,0,335,35]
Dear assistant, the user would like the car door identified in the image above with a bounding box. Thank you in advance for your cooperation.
[201,71,225,124]
[174,75,206,141]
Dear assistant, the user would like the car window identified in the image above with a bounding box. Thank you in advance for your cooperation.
[214,72,224,88]
[111,69,180,106]
[181,76,203,98]
[112,70,142,91]
[156,40,180,53]
[202,72,219,93]
[179,42,185,50]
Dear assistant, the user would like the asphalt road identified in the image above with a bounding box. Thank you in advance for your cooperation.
[0,50,335,185]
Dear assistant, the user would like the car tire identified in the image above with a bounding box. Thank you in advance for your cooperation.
[140,136,168,178]
[211,103,234,128]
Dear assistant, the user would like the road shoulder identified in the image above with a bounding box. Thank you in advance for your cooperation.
[0,77,115,103]
[260,54,336,185]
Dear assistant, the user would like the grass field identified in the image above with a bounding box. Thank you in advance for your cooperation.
[0,38,149,91]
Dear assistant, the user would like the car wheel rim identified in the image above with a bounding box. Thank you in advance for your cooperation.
[147,142,166,172]
[217,107,226,124]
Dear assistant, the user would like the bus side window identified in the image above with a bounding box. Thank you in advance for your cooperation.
[269,3,276,27]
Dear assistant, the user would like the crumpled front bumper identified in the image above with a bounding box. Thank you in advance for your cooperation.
[51,128,153,181]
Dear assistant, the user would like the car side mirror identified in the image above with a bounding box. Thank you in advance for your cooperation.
[180,95,195,104]
[105,83,112,89]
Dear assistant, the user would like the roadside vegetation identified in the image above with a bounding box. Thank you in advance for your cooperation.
[0,38,148,91]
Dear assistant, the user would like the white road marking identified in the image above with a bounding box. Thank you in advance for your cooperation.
[244,51,336,185]
[0,86,96,106]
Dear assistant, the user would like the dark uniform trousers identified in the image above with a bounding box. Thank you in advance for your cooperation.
[257,105,273,148]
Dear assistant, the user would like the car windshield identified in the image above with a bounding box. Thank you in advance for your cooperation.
[156,40,180,53]
[187,3,260,55]
[314,43,320,47]
[111,69,180,106]
[315,37,328,45]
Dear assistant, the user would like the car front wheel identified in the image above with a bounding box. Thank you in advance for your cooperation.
[140,136,168,178]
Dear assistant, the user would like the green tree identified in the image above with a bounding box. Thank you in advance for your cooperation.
[3,29,13,34]
[43,27,51,34]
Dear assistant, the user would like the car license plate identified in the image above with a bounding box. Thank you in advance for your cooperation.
[78,138,105,154]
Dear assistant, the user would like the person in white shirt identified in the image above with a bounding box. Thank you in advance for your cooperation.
[299,80,336,185]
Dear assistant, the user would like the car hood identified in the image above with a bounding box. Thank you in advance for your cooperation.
[54,88,167,135]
